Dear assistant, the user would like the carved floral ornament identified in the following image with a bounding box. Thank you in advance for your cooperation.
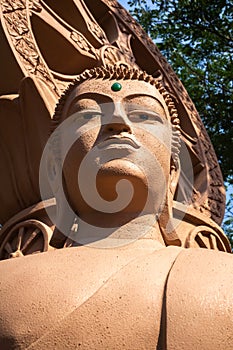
[0,0,230,256]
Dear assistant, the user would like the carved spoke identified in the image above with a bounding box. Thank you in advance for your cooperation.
[21,228,41,252]
[4,242,13,254]
[210,235,218,250]
[16,226,24,250]
[0,218,52,261]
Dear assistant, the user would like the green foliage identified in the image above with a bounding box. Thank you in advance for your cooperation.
[128,0,233,244]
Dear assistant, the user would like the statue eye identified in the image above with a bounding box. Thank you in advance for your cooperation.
[72,111,103,125]
[128,111,163,123]
[83,112,101,120]
[83,113,95,119]
[139,114,149,120]
[81,111,102,120]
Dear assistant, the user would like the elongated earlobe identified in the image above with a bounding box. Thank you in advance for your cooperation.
[158,159,181,246]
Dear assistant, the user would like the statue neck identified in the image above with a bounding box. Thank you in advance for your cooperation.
[67,212,165,248]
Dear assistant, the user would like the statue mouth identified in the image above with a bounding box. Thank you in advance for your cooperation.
[97,136,141,150]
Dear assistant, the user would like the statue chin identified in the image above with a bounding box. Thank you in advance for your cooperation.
[98,158,147,180]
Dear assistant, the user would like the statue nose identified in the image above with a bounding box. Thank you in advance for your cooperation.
[103,103,132,134]
[106,122,132,134]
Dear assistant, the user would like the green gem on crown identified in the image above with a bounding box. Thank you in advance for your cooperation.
[111,82,122,92]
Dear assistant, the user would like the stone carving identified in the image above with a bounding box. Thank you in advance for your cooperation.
[1,0,60,94]
[1,0,224,223]
[0,219,53,259]
[185,225,228,250]
[70,31,97,58]
[0,1,232,349]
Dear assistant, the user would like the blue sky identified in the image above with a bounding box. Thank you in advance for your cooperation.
[118,0,130,9]
[118,0,154,9]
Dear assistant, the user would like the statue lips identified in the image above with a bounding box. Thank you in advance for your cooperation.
[97,136,141,150]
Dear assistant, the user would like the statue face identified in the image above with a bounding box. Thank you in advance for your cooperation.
[59,78,173,221]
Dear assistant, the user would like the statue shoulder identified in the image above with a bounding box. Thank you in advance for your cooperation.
[0,244,179,349]
[165,248,233,349]
[0,245,231,349]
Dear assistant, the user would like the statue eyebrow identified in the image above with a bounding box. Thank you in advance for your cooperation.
[69,92,113,105]
[66,92,113,116]
[124,94,167,116]
[124,93,165,105]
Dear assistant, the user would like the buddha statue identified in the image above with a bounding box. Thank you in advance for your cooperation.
[44,65,182,249]
[0,1,232,349]
[0,65,232,350]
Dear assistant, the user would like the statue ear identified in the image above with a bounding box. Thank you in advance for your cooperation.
[44,147,76,248]
[49,171,76,248]
[170,159,181,198]
[158,159,181,246]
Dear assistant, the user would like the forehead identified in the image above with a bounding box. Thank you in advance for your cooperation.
[63,79,169,118]
[70,79,162,99]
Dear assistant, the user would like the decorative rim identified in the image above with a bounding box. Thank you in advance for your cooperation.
[0,219,53,260]
[185,225,229,252]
